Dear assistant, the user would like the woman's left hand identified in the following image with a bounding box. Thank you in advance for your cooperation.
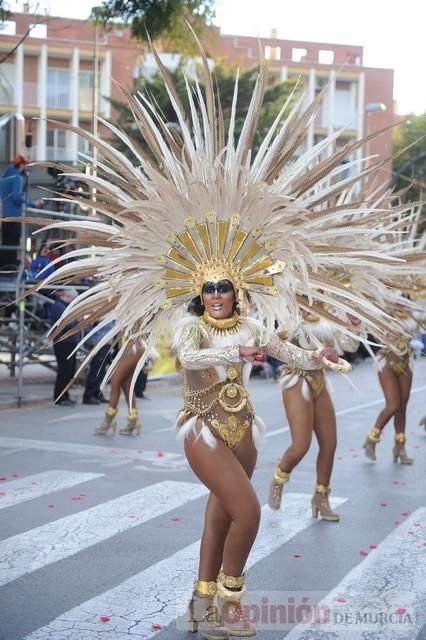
[319,347,339,363]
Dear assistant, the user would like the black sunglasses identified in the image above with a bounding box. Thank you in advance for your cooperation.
[202,279,234,295]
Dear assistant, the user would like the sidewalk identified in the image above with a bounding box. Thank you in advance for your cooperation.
[0,363,180,410]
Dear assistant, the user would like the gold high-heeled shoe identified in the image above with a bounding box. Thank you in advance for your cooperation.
[311,484,340,522]
[185,580,229,639]
[393,434,413,465]
[119,409,142,435]
[95,407,117,435]
[216,571,256,637]
[363,427,381,461]
[268,466,290,511]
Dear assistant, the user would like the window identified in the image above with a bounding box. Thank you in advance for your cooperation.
[291,48,307,62]
[0,21,16,35]
[46,128,68,161]
[265,45,281,61]
[0,62,15,104]
[47,68,69,108]
[79,70,94,111]
[319,49,334,65]
[30,23,47,38]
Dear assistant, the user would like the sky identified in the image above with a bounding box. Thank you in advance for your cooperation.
[9,0,426,114]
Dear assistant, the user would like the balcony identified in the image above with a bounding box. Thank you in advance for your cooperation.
[23,82,38,107]
[47,92,70,109]
[46,146,71,161]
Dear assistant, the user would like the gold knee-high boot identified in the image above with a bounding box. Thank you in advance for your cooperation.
[267,466,290,511]
[393,433,413,464]
[185,579,229,639]
[311,484,340,522]
[216,571,256,637]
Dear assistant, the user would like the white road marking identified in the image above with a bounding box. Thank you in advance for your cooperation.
[47,413,94,424]
[0,437,186,468]
[266,384,426,439]
[0,480,207,588]
[283,508,426,639]
[0,470,103,511]
[24,493,347,639]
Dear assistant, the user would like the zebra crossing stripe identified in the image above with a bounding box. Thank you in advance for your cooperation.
[0,470,104,511]
[283,508,426,640]
[0,480,207,588]
[0,436,186,468]
[24,493,347,639]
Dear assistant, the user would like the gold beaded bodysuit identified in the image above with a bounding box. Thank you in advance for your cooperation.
[174,313,327,449]
[279,313,359,400]
[377,309,418,376]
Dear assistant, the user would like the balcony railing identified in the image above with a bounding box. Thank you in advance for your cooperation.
[46,146,72,162]
[23,82,38,106]
[47,92,70,109]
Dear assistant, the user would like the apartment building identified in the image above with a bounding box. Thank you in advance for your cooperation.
[0,13,394,173]
[0,11,144,164]
[209,28,394,171]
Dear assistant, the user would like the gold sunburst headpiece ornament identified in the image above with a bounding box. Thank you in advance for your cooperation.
[154,211,286,309]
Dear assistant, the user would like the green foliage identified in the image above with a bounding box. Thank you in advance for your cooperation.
[91,0,215,51]
[0,0,11,22]
[109,62,297,161]
[393,113,426,204]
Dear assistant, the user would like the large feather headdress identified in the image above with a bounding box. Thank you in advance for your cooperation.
[23,35,425,384]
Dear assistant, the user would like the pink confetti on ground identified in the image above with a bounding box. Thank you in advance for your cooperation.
[394,521,400,526]
[0,477,7,481]
[395,608,406,615]
[293,553,302,558]
[407,531,414,535]
[414,522,421,527]
[12,473,19,478]
[0,492,5,496]
[151,624,162,630]
[31,481,38,485]
[392,481,400,485]
[351,454,358,458]
[359,550,368,557]
[80,493,85,497]
[401,512,409,517]
[380,502,387,507]
[171,517,181,522]
[369,544,377,549]
[48,504,55,508]
[99,616,110,623]
[128,515,136,519]
[336,597,347,603]
[156,451,165,458]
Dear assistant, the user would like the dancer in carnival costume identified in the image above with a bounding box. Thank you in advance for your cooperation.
[268,298,362,521]
[362,211,426,465]
[22,36,422,639]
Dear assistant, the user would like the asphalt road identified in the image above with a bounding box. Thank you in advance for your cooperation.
[0,357,425,640]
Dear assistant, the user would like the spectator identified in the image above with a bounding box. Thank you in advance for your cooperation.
[0,155,43,266]
[28,245,55,280]
[82,321,113,405]
[50,288,80,406]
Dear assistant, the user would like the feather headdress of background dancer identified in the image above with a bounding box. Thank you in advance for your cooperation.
[26,32,425,387]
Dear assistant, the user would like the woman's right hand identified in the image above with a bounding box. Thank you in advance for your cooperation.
[239,346,266,363]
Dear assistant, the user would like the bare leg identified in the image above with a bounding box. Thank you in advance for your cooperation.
[313,386,336,486]
[109,351,141,410]
[197,432,257,581]
[278,380,314,473]
[374,366,401,432]
[184,430,260,580]
[394,367,412,434]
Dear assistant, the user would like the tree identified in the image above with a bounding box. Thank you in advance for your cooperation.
[109,62,297,161]
[392,113,426,206]
[91,0,215,51]
[0,0,10,22]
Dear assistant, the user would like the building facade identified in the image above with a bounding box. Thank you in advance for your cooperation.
[0,13,394,175]
[209,28,394,174]
[0,11,144,164]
